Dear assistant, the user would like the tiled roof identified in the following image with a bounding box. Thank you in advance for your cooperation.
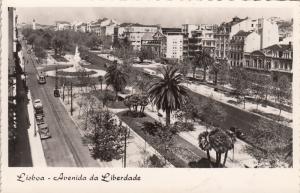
[264,44,292,52]
[234,30,252,37]
[251,50,266,56]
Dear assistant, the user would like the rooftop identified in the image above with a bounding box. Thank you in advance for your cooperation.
[264,44,292,52]
[234,30,253,37]
[119,22,158,28]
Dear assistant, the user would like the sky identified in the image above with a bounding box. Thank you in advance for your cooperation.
[16,7,293,27]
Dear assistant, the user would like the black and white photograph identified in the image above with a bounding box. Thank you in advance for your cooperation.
[7,6,294,168]
[1,1,300,193]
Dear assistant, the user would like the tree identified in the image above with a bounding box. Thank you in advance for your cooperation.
[193,49,214,81]
[174,97,198,123]
[86,109,127,161]
[138,48,154,63]
[86,34,102,49]
[123,94,149,116]
[210,59,229,85]
[52,36,65,56]
[229,67,251,109]
[250,73,266,110]
[148,66,189,126]
[142,121,178,165]
[272,75,291,116]
[198,128,236,167]
[105,64,128,101]
[136,74,151,94]
[98,75,104,91]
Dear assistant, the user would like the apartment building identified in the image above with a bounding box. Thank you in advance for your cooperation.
[230,17,279,49]
[163,34,183,60]
[214,17,246,60]
[55,21,71,31]
[229,30,260,67]
[114,23,159,50]
[244,43,293,79]
[90,18,118,36]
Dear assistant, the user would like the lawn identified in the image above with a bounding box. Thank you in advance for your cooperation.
[186,89,292,154]
[51,54,69,62]
[41,64,73,72]
[57,70,97,76]
[250,109,292,123]
[117,110,211,168]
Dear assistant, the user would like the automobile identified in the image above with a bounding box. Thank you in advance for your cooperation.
[229,127,246,140]
[37,75,46,84]
[36,115,45,125]
[33,99,43,109]
[38,123,51,139]
[54,88,60,97]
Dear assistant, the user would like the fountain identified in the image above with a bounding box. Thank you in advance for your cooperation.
[74,45,83,71]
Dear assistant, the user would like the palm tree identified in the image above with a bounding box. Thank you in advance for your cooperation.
[105,64,128,101]
[198,128,236,167]
[148,66,189,126]
[198,131,212,164]
[98,75,103,91]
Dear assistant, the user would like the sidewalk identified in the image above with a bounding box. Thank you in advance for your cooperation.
[27,91,47,167]
[59,88,173,168]
[186,82,292,125]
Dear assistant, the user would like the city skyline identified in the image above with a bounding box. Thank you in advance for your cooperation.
[16,7,292,27]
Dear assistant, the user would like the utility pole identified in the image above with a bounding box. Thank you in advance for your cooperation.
[70,82,73,116]
[123,126,130,168]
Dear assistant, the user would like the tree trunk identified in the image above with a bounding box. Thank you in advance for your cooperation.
[223,151,228,166]
[115,91,118,102]
[214,71,218,85]
[215,152,219,167]
[192,67,196,78]
[166,108,171,126]
[218,153,222,168]
[203,66,207,82]
[100,82,103,91]
[206,150,211,162]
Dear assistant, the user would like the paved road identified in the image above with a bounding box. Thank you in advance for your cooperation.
[23,42,99,167]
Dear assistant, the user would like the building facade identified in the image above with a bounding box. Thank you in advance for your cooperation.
[244,44,293,79]
[55,21,71,31]
[229,30,260,67]
[114,23,159,50]
[163,34,183,60]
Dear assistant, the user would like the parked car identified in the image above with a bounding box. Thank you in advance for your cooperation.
[34,99,44,117]
[38,123,51,140]
[229,127,246,140]
[36,115,45,125]
[33,99,43,109]
[54,88,60,97]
